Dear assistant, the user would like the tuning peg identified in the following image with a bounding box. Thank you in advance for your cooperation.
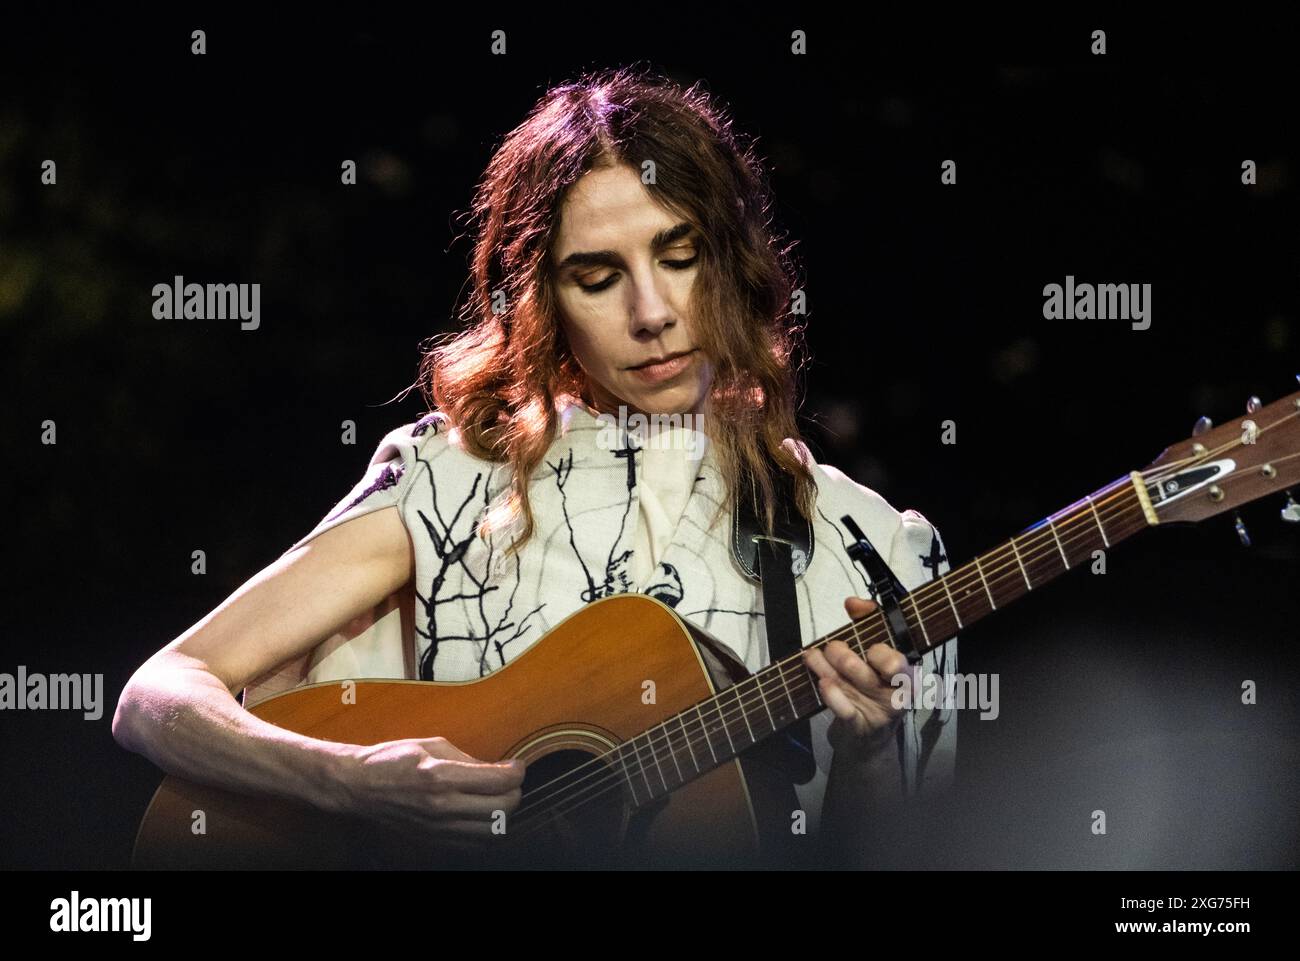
[1192,416,1213,436]
[1246,395,1262,413]
[1282,490,1300,524]
[1233,511,1252,547]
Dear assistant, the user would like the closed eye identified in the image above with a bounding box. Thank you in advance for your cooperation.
[577,254,699,294]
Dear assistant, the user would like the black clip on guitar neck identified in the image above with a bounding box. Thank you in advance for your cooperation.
[840,514,923,664]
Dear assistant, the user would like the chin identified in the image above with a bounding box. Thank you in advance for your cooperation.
[623,386,701,417]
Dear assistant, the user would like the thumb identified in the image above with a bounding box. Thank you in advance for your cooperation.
[420,737,524,773]
[844,595,878,620]
[415,736,486,764]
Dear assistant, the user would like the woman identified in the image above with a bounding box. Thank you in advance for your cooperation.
[113,65,957,868]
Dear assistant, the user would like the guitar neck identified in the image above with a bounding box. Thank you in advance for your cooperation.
[610,471,1157,809]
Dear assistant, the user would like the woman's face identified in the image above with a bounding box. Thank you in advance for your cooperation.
[551,163,714,419]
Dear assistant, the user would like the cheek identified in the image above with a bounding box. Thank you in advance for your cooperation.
[558,303,597,365]
[564,312,621,373]
[694,355,715,387]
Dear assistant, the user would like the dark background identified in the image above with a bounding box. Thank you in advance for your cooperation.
[2,13,1297,870]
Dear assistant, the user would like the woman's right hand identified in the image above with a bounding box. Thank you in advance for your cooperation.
[338,736,526,847]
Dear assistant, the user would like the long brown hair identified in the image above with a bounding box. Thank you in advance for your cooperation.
[417,64,817,556]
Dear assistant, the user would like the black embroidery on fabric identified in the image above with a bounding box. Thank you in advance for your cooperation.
[914,525,955,787]
[919,530,947,579]
[612,434,639,490]
[550,443,637,604]
[412,412,446,437]
[412,455,545,680]
[642,561,684,608]
[683,607,762,619]
[475,537,546,677]
[327,461,405,522]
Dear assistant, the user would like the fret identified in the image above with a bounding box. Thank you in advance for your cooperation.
[714,697,737,754]
[695,704,718,763]
[753,675,777,730]
[1048,518,1070,570]
[646,733,668,792]
[905,581,963,653]
[905,595,933,647]
[915,581,958,645]
[678,715,700,773]
[974,555,997,609]
[776,659,800,719]
[1085,493,1110,547]
[660,724,683,785]
[731,685,755,743]
[808,655,825,708]
[985,544,1017,609]
[1008,535,1033,589]
[939,574,964,628]
[633,737,656,797]
[848,619,865,657]
[946,562,988,621]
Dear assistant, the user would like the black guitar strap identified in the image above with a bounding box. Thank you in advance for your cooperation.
[731,461,817,785]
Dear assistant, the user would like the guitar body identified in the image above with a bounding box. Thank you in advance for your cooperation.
[132,386,1300,869]
[133,593,805,869]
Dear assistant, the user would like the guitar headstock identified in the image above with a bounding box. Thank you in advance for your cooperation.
[1140,381,1300,528]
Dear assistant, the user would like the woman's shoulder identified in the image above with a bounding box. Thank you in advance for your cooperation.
[282,410,491,556]
[368,410,508,474]
[783,437,899,525]
[787,437,950,588]
[371,410,454,460]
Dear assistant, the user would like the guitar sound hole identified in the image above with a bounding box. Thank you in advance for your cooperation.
[511,749,629,869]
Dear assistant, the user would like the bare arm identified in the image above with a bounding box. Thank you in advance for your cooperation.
[113,505,417,812]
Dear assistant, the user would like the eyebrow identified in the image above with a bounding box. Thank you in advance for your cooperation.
[553,221,697,271]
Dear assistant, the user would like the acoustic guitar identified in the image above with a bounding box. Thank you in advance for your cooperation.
[132,386,1300,869]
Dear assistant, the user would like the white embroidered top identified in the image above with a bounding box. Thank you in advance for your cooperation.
[629,424,707,589]
[245,398,959,837]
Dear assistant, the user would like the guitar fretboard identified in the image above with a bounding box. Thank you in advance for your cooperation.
[604,472,1155,810]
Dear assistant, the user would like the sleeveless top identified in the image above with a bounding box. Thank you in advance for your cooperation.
[244,398,959,835]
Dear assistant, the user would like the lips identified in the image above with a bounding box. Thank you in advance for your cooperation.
[630,349,694,370]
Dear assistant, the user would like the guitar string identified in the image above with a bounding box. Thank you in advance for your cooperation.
[504,504,1153,845]
[504,442,1245,834]
[1141,406,1298,483]
[495,414,1299,841]
[502,490,1150,839]
[506,478,1150,832]
[506,431,1292,841]
[485,406,1295,830]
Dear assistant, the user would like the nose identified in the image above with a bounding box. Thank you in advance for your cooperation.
[627,272,675,339]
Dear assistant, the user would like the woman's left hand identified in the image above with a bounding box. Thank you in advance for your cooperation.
[801,596,914,757]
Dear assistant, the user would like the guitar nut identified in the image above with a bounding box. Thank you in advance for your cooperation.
[1208,485,1224,502]
[1261,464,1277,479]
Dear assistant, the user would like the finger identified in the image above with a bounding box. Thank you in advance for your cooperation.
[816,675,860,727]
[418,736,482,762]
[421,740,527,777]
[430,817,508,840]
[431,759,527,795]
[426,789,522,819]
[863,642,911,683]
[822,640,889,696]
[801,645,840,683]
[844,596,879,620]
